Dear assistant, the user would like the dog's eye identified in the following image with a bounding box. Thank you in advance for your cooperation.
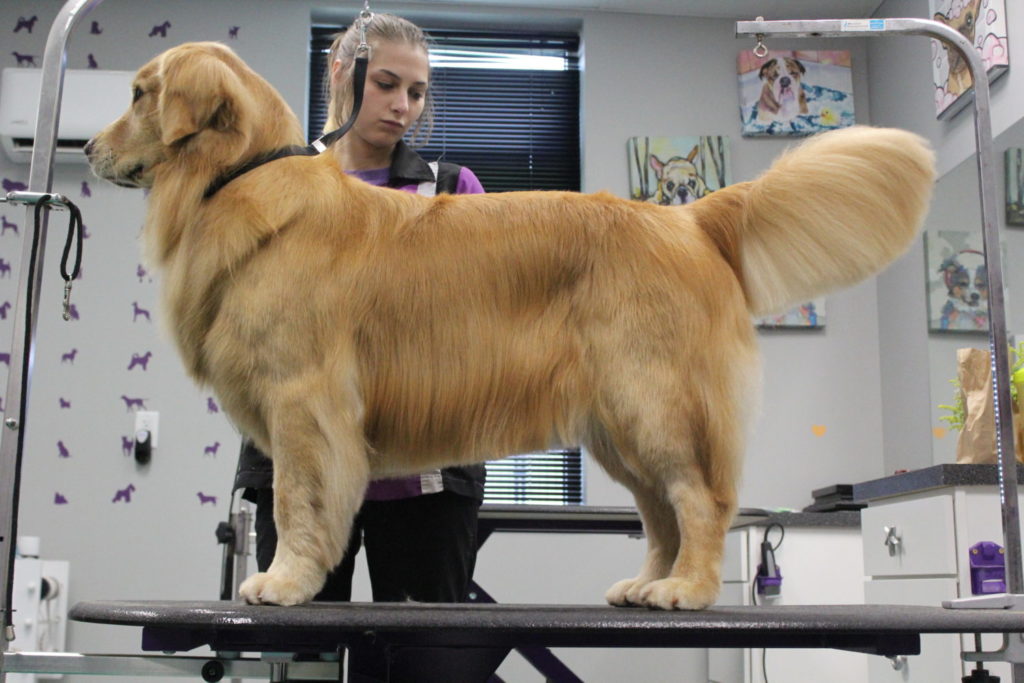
[132,86,144,103]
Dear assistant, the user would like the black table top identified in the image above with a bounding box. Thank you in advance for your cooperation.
[68,599,1024,657]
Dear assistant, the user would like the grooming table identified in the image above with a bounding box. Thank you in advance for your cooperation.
[66,600,1024,681]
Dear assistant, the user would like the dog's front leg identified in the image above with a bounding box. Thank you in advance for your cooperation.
[239,389,368,606]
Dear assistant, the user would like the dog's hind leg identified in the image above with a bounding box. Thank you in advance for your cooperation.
[585,425,681,605]
[638,465,739,610]
[238,379,368,606]
[594,335,754,610]
[639,393,746,610]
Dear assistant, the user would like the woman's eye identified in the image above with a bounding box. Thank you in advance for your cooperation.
[410,90,425,101]
[375,81,394,90]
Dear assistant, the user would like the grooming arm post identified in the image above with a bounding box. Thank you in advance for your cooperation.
[0,0,105,657]
[737,14,1020,677]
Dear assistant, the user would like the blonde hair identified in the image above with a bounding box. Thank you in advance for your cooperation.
[325,13,434,146]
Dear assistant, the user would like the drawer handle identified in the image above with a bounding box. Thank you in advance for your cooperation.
[888,655,907,671]
[884,526,902,556]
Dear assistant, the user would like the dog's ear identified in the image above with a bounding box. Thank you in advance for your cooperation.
[649,155,665,174]
[157,47,255,147]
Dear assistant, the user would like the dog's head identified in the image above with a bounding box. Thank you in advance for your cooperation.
[939,249,987,310]
[86,42,302,189]
[935,0,984,71]
[649,146,707,205]
[935,0,983,44]
[759,57,805,102]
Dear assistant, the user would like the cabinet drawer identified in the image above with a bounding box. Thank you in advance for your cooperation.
[865,578,961,682]
[862,495,956,577]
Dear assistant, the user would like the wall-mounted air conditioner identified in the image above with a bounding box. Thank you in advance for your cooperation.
[0,67,133,164]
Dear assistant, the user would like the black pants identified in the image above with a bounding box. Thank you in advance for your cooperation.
[253,490,502,682]
[254,489,480,603]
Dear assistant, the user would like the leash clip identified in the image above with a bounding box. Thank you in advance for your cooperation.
[61,280,73,321]
[357,3,374,58]
[752,16,769,58]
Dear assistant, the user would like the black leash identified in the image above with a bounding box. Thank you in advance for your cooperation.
[31,194,84,321]
[203,50,370,200]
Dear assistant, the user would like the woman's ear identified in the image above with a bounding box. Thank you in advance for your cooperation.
[330,58,343,90]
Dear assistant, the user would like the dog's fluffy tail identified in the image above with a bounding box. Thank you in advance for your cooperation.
[692,126,935,316]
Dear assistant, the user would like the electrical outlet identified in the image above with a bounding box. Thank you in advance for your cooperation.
[134,410,159,448]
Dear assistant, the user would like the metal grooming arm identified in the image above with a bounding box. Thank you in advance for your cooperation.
[736,15,1023,677]
[0,0,106,651]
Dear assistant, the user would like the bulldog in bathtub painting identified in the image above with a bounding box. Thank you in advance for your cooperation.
[738,49,855,137]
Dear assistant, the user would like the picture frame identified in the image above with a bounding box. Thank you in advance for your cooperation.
[925,230,994,333]
[1006,148,1024,226]
[737,49,854,137]
[930,0,1009,120]
[626,135,730,205]
[755,298,827,329]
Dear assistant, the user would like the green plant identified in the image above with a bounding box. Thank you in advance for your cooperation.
[938,342,1024,432]
[938,376,965,432]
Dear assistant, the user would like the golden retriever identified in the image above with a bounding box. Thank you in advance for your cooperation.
[86,42,934,609]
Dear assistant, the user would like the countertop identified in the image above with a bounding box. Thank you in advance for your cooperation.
[852,463,1024,502]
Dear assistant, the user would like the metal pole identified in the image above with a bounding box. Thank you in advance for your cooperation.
[737,15,1020,680]
[0,0,106,662]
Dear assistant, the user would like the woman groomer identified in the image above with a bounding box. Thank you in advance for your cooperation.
[233,13,488,679]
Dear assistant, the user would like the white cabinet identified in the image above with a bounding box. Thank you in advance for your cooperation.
[862,494,957,577]
[861,487,1024,682]
[708,520,867,683]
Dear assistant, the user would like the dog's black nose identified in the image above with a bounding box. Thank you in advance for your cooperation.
[780,76,791,88]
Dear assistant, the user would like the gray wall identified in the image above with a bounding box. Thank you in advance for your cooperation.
[870,0,1024,475]
[0,0,977,680]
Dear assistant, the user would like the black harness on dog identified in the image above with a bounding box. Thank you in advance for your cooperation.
[203,43,370,200]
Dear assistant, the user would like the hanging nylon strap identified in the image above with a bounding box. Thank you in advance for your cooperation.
[203,52,370,200]
[29,194,83,321]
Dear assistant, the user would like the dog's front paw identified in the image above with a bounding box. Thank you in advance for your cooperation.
[637,577,718,610]
[605,577,649,607]
[239,571,317,606]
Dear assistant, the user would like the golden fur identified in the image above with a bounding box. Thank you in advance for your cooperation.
[87,42,935,609]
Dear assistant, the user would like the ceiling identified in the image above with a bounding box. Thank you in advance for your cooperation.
[385,0,888,20]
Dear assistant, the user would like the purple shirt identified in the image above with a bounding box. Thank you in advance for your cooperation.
[347,166,485,196]
[346,162,483,501]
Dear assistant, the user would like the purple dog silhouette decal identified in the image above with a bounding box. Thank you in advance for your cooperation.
[120,395,147,411]
[112,484,136,503]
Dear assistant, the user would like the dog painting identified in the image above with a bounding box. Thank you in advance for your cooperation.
[930,0,1009,119]
[87,42,934,609]
[627,136,728,205]
[738,50,854,137]
[926,230,993,332]
[756,298,826,329]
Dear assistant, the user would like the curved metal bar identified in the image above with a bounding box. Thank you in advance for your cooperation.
[0,0,106,647]
[738,15,1021,678]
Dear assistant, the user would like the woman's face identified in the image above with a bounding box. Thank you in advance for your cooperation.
[335,39,429,151]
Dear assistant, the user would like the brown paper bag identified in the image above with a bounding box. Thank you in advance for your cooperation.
[955,347,1024,464]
